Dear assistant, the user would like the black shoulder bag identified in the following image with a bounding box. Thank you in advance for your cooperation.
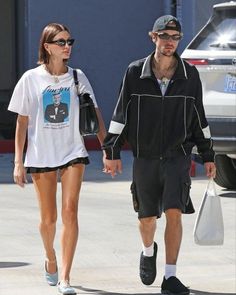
[73,69,99,136]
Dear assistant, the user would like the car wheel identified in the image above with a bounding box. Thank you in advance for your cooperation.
[214,155,236,189]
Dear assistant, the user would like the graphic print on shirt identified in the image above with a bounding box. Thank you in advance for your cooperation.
[43,86,70,128]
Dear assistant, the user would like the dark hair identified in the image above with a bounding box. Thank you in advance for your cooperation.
[38,23,70,65]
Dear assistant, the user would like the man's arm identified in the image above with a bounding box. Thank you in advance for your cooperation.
[102,68,131,160]
[102,68,131,177]
[191,69,216,178]
[45,105,55,122]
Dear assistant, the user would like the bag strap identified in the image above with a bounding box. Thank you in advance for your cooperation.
[73,69,80,95]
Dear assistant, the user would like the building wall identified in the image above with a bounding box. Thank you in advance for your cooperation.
[0,0,16,138]
[0,0,229,140]
[24,0,164,125]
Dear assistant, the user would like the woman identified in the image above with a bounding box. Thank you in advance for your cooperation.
[8,23,106,294]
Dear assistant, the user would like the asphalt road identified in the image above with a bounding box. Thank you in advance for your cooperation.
[0,151,235,295]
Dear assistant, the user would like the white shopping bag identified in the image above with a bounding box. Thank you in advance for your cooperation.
[193,178,224,245]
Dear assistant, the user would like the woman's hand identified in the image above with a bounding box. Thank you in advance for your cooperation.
[103,159,122,178]
[13,162,27,187]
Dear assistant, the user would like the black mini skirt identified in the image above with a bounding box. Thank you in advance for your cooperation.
[26,157,89,174]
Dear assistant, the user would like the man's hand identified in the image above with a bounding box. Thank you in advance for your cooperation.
[103,159,122,178]
[204,162,216,178]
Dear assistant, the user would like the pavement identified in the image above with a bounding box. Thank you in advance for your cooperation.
[0,151,235,295]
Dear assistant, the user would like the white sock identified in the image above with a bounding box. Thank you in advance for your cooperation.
[165,264,176,279]
[142,242,154,257]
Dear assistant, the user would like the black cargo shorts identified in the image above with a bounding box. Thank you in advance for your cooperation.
[130,154,195,218]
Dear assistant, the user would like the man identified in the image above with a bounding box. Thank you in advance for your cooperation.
[102,15,216,295]
[45,90,68,123]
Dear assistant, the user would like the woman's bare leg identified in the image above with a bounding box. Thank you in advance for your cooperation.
[59,164,85,282]
[31,171,58,273]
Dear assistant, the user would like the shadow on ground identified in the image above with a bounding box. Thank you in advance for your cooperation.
[190,291,235,295]
[219,191,236,198]
[75,286,235,295]
[0,261,30,268]
[75,286,159,295]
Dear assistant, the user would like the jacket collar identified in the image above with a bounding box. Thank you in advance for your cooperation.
[140,51,188,81]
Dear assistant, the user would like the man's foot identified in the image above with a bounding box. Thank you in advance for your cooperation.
[161,276,190,295]
[139,241,158,285]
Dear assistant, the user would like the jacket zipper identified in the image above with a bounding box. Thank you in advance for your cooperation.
[157,79,168,160]
[136,95,140,157]
[159,79,172,159]
[159,95,164,160]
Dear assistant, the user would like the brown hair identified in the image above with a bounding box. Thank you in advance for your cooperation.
[38,23,70,65]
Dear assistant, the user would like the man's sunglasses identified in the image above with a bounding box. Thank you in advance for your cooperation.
[157,33,182,41]
[47,38,75,47]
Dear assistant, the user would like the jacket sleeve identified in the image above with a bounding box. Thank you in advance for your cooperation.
[102,68,131,160]
[191,70,215,163]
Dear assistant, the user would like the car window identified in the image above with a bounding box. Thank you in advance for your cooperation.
[189,9,236,51]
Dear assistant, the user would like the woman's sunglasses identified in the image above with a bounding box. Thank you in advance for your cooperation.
[47,38,75,47]
[157,33,182,41]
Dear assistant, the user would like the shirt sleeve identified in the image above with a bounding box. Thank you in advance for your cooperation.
[8,72,31,116]
[191,69,215,163]
[102,68,131,159]
[76,69,98,108]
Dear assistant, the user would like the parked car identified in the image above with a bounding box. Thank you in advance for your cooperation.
[181,1,236,189]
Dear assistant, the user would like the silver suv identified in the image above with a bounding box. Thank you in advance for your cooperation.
[181,1,236,189]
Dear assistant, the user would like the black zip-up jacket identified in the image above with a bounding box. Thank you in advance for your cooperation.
[102,52,215,163]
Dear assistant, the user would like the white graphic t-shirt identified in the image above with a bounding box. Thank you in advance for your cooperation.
[8,65,98,167]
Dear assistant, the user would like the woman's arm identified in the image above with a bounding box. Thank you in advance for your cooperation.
[95,108,107,146]
[14,115,28,187]
[95,108,107,168]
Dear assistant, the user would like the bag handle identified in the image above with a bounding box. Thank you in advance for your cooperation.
[206,177,217,197]
[73,69,80,95]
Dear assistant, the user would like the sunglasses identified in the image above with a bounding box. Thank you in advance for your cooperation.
[157,33,182,41]
[47,38,75,47]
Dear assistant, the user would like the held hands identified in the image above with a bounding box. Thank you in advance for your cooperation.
[13,162,28,187]
[204,162,216,179]
[103,159,216,179]
[103,159,122,178]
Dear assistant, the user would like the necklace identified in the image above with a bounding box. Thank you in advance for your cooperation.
[53,75,60,83]
[161,77,169,86]
[153,58,178,80]
[44,64,66,83]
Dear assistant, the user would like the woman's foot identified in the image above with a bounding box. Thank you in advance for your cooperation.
[45,258,57,274]
[58,280,76,294]
[45,254,58,286]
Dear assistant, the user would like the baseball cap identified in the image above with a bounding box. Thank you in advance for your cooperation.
[152,15,182,33]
